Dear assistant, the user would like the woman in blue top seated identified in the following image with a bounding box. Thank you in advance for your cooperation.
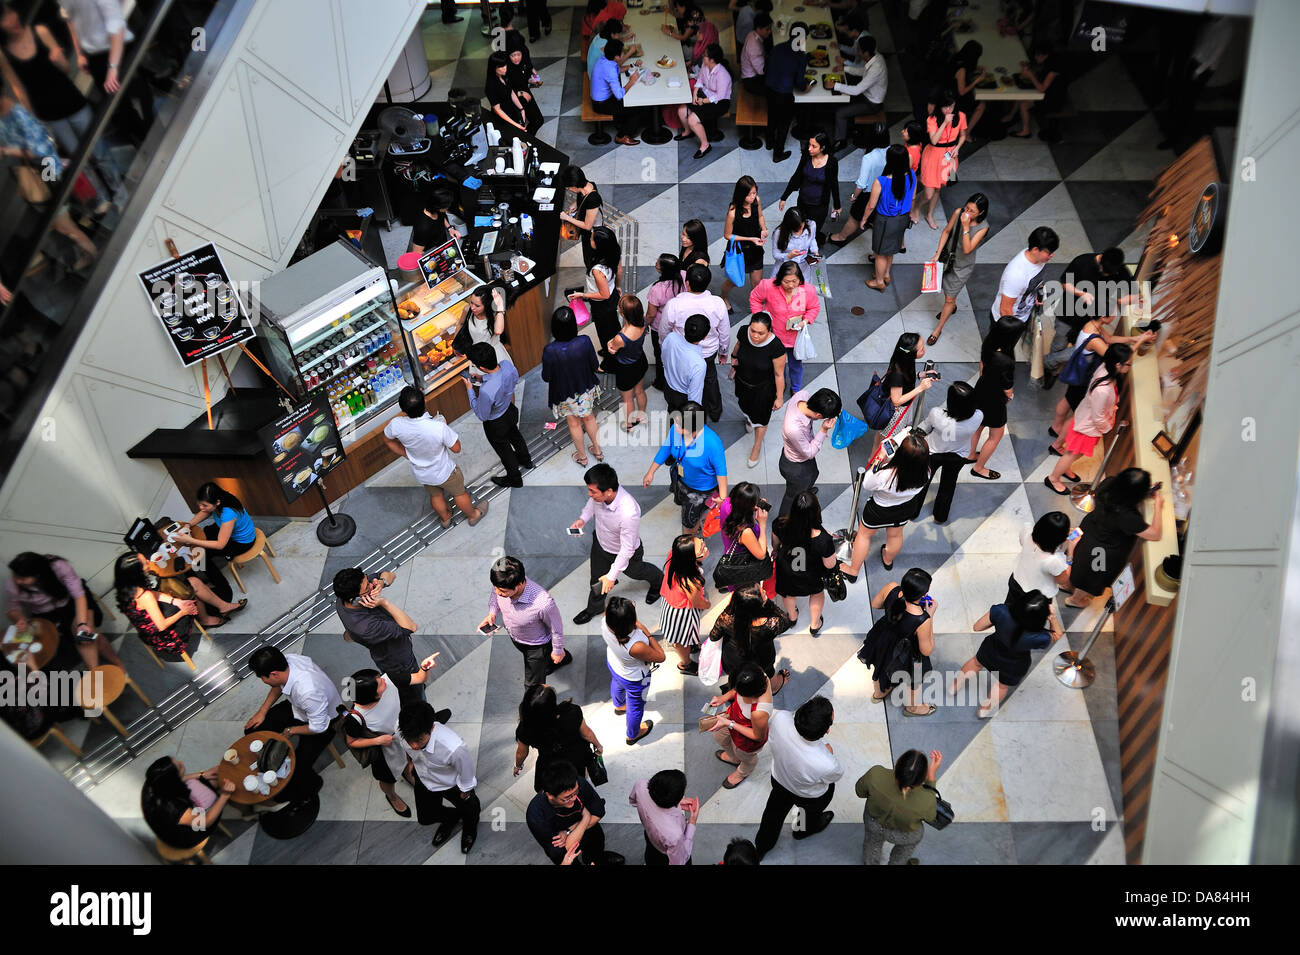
[176,482,259,564]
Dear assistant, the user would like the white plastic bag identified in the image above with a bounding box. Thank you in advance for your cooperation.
[793,322,817,361]
[698,637,723,687]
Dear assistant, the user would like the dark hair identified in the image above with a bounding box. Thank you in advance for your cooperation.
[398,385,426,418]
[980,351,1015,396]
[539,759,580,797]
[964,191,989,223]
[753,0,772,10]
[667,534,705,593]
[590,225,621,270]
[655,253,684,296]
[793,695,834,741]
[718,583,766,656]
[883,144,911,201]
[723,481,761,542]
[141,758,192,835]
[884,332,921,393]
[598,17,622,39]
[735,662,768,698]
[348,668,383,706]
[1027,226,1060,253]
[586,0,608,15]
[774,491,823,561]
[468,341,499,370]
[561,164,589,188]
[776,207,808,253]
[723,837,759,865]
[605,595,637,641]
[807,131,831,159]
[487,50,511,80]
[858,34,877,57]
[807,388,841,419]
[604,37,624,59]
[112,553,151,612]
[683,313,710,344]
[1031,512,1071,553]
[982,316,1024,364]
[551,305,578,342]
[398,700,436,742]
[490,555,526,590]
[196,481,245,517]
[730,175,758,217]
[902,119,925,146]
[748,311,772,332]
[1098,247,1129,279]
[704,42,726,67]
[894,749,929,789]
[584,462,618,493]
[773,259,804,287]
[887,567,933,625]
[753,12,772,30]
[8,552,70,605]
[685,263,711,293]
[680,219,708,262]
[1089,342,1132,396]
[934,88,957,115]
[885,434,931,493]
[249,646,288,678]
[648,769,687,809]
[516,683,560,748]
[678,401,706,435]
[1095,467,1152,512]
[955,39,983,71]
[945,381,977,422]
[332,567,365,603]
[1014,589,1051,633]
[619,294,645,328]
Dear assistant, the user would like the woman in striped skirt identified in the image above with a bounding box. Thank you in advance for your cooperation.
[659,534,712,675]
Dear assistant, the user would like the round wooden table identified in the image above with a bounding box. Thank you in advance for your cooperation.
[217,730,297,806]
[2,618,59,671]
[148,520,208,580]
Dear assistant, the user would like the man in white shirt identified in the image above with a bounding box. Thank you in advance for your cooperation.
[754,695,843,859]
[832,35,887,149]
[570,463,664,624]
[659,264,731,422]
[829,144,888,242]
[60,0,150,138]
[398,701,481,853]
[383,386,487,529]
[991,226,1059,323]
[245,647,344,803]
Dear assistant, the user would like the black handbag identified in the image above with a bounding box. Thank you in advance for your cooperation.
[341,709,380,769]
[587,745,608,787]
[664,455,688,506]
[258,736,291,774]
[712,538,773,590]
[925,784,954,829]
[937,215,962,267]
[823,566,848,603]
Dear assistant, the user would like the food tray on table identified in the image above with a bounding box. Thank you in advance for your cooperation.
[809,24,833,40]
[821,72,843,91]
[656,55,676,68]
[808,49,830,68]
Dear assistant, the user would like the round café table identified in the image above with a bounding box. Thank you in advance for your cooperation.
[149,520,207,580]
[2,618,59,671]
[218,730,318,839]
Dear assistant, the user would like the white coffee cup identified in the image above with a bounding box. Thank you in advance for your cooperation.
[249,739,263,753]
[243,775,258,791]
[262,771,277,785]
[224,748,238,763]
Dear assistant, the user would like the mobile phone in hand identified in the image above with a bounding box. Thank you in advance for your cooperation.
[756,500,772,512]
[566,526,583,536]
[478,622,500,635]
[1149,482,1163,495]
[881,438,898,458]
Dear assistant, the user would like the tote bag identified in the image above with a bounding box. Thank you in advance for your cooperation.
[857,373,895,430]
[723,239,747,287]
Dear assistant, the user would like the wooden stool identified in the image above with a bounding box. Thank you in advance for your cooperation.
[30,724,83,758]
[140,641,197,671]
[328,742,347,770]
[155,837,210,864]
[228,529,280,594]
[79,664,150,738]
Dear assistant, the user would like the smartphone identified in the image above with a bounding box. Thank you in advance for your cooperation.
[1149,482,1163,495]
[880,438,898,458]
[1067,528,1083,543]
[756,500,772,512]
[566,526,583,536]
[163,522,181,537]
[478,622,500,635]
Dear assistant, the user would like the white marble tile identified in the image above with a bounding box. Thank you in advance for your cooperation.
[995,641,1092,722]
[987,142,1061,180]
[948,550,1012,631]
[930,724,1009,821]
[825,721,893,819]
[899,307,982,363]
[957,484,1034,554]
[403,554,508,636]
[837,314,906,364]
[992,720,1117,821]
[315,757,375,821]
[426,637,493,725]
[616,142,679,184]
[812,653,890,724]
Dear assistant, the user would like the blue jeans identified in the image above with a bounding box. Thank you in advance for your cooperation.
[609,665,649,739]
[784,345,804,393]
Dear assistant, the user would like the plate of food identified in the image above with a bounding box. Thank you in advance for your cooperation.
[822,72,843,91]
[657,55,675,68]
[808,51,829,68]
[810,24,833,40]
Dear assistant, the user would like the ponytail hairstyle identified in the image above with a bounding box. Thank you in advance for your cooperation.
[886,568,932,624]
[196,481,246,517]
[894,749,929,790]
[776,207,808,253]
[1088,342,1132,395]
[655,252,684,297]
[884,332,921,392]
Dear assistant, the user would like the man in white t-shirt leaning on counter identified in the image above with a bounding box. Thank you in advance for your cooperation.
[384,386,488,530]
[991,226,1059,324]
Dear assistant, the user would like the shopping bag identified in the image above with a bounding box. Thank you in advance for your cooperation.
[793,323,817,361]
[571,297,592,328]
[921,260,943,294]
[857,373,894,430]
[701,504,723,538]
[831,409,871,448]
[698,637,723,686]
[723,239,747,287]
[810,261,832,298]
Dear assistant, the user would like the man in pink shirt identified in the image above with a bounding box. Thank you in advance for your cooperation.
[629,769,699,865]
[570,463,664,624]
[777,388,841,517]
[659,264,732,422]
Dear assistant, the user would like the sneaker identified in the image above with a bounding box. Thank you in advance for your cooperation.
[467,500,489,526]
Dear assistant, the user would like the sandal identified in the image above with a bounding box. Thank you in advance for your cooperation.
[903,704,938,717]
[571,450,589,467]
[227,598,248,615]
[771,668,791,694]
[592,447,605,462]
[871,692,890,703]
[865,279,887,292]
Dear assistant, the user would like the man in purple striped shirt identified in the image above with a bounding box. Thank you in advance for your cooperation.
[480,556,571,686]
[777,388,841,517]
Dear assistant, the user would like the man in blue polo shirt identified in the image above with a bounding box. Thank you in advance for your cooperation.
[643,401,729,534]
[590,38,642,145]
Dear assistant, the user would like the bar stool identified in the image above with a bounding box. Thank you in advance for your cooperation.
[328,742,347,769]
[138,617,208,671]
[29,724,83,758]
[228,529,280,594]
[79,664,153,738]
[155,837,211,864]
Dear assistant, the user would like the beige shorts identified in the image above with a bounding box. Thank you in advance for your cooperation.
[425,465,467,499]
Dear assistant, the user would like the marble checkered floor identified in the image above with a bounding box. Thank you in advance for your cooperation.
[53,3,1242,864]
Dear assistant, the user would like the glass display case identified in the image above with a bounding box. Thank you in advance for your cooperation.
[256,240,417,440]
[395,253,484,391]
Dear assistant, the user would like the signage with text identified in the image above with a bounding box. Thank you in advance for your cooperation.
[138,243,255,366]
[258,394,345,504]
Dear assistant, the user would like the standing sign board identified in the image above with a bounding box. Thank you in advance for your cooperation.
[258,394,346,504]
[139,243,256,366]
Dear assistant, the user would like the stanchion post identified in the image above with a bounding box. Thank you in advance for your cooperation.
[835,466,867,564]
[314,479,357,547]
[1053,597,1114,689]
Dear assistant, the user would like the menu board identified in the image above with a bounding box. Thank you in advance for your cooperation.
[418,238,464,288]
[139,243,256,366]
[258,394,346,504]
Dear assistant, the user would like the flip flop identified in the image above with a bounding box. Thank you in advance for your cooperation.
[571,450,588,466]
[970,469,1001,480]
[902,704,938,717]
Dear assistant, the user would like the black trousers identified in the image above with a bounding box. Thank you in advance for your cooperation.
[483,404,533,481]
[755,778,835,858]
[777,452,819,518]
[592,96,639,138]
[650,330,666,388]
[523,0,551,38]
[411,771,482,830]
[664,382,689,417]
[584,538,664,615]
[86,49,153,142]
[644,832,692,865]
[766,91,795,155]
[592,296,620,358]
[554,821,606,865]
[440,0,459,21]
[513,637,566,685]
[701,355,723,422]
[259,701,337,803]
[741,75,767,97]
[926,451,970,523]
[798,199,831,239]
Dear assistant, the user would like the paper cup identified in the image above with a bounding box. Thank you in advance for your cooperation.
[249,739,263,753]
[224,748,238,763]
[242,775,258,791]
[262,771,277,785]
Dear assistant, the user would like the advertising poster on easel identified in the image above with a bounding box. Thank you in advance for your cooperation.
[138,243,255,366]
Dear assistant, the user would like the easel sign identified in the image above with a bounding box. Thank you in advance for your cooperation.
[138,242,256,367]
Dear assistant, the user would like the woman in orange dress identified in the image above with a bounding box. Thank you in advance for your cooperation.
[914,92,966,229]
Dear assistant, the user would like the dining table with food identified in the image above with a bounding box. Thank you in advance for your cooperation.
[954,0,1044,101]
[619,1,694,143]
[2,618,58,671]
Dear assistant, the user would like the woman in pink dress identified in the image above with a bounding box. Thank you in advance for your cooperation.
[915,92,967,229]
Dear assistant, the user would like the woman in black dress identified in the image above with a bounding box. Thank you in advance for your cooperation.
[679,218,710,268]
[952,590,1061,717]
[514,683,603,791]
[560,165,604,269]
[859,568,935,716]
[729,312,787,467]
[773,491,838,636]
[720,175,768,312]
[606,294,650,430]
[970,345,1015,480]
[1068,468,1164,606]
[709,583,794,693]
[485,51,541,137]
